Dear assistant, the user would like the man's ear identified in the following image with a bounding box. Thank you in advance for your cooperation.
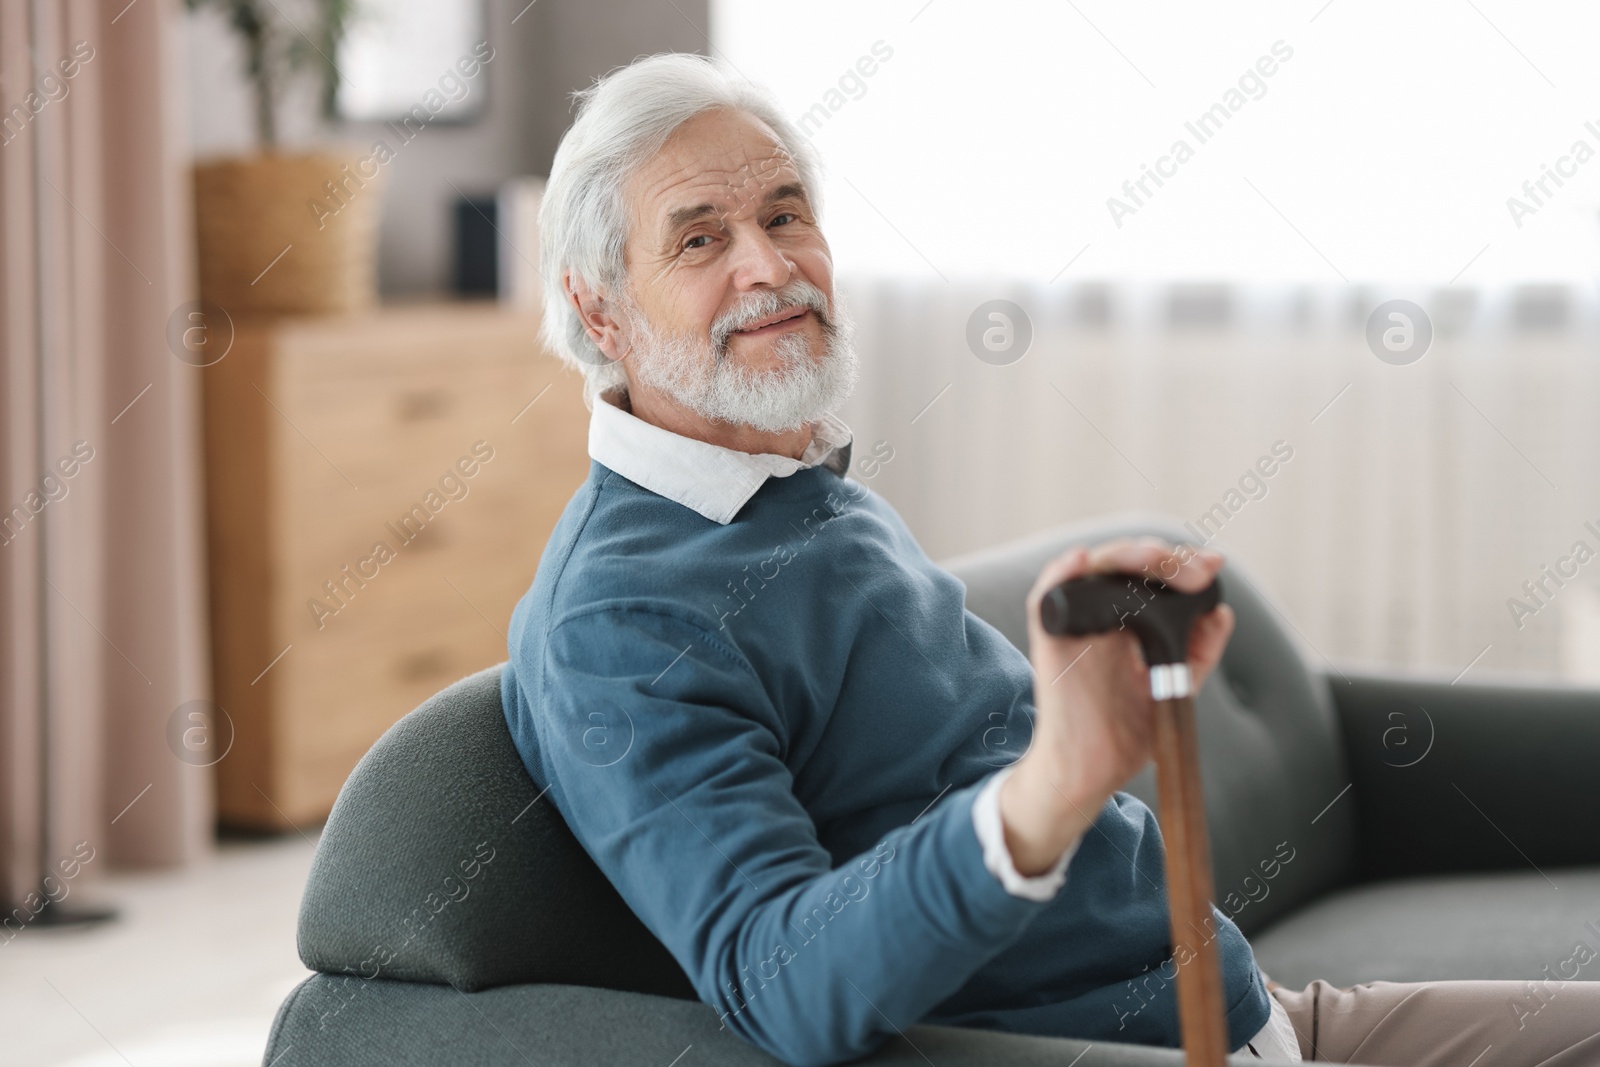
[566,271,628,364]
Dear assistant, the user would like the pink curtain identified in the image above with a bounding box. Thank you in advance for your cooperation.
[1,0,211,913]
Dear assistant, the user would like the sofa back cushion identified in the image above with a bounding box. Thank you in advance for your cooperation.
[297,662,696,996]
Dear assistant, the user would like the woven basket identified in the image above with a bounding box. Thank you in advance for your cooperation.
[193,150,384,316]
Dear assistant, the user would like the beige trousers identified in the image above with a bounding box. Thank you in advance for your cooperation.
[1266,978,1600,1065]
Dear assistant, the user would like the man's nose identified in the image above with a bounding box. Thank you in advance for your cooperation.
[727,222,794,290]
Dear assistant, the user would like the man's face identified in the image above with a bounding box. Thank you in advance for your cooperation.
[624,108,833,372]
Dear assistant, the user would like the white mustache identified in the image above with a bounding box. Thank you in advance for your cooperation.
[710,282,831,350]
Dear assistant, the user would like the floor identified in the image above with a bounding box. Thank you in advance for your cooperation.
[2,832,320,1067]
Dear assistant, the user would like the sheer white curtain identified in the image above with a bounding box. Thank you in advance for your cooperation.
[714,0,1600,679]
[832,278,1600,679]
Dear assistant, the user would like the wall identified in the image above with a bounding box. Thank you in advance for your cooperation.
[184,0,711,295]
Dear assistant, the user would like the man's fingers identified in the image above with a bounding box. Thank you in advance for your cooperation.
[1187,605,1235,676]
[1083,538,1223,594]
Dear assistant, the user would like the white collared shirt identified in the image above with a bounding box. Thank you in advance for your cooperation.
[588,387,854,525]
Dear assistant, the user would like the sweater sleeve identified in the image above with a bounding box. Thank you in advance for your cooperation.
[523,605,1052,1067]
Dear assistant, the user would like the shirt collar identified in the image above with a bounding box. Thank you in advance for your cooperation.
[587,387,854,525]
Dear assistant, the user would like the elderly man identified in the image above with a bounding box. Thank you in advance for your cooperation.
[501,53,1599,1067]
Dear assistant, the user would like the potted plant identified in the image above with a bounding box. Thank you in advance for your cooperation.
[188,0,383,315]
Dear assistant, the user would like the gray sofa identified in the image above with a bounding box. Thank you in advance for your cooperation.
[263,514,1600,1066]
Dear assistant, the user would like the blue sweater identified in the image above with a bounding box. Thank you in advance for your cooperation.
[501,459,1270,1066]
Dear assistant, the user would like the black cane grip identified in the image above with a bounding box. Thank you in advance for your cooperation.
[1038,572,1222,667]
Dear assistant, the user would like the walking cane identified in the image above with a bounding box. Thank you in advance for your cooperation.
[1040,569,1230,1067]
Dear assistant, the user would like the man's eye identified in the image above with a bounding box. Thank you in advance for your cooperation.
[684,234,712,250]
[769,213,797,227]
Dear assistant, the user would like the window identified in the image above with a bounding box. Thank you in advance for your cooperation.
[712,0,1600,284]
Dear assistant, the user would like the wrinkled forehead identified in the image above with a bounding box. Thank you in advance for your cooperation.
[626,112,805,237]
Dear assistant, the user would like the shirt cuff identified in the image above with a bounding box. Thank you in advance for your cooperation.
[1249,969,1304,1060]
[970,764,1077,902]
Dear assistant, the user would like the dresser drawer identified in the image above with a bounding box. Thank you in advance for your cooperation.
[278,383,587,590]
[271,582,512,817]
[279,359,538,491]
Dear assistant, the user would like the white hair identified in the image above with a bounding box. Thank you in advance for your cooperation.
[538,52,826,405]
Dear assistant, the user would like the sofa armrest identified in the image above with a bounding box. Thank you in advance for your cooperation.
[1330,667,1600,881]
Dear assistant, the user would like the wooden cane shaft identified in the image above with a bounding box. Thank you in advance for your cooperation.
[1152,693,1229,1067]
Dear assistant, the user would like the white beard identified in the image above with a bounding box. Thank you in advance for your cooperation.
[621,278,859,434]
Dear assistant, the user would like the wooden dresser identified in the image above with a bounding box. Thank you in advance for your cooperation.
[201,302,590,830]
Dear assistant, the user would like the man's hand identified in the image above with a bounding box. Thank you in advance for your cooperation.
[998,537,1235,877]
